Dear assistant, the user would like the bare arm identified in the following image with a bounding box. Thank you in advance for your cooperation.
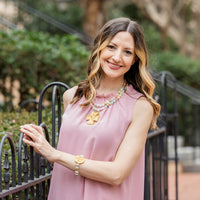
[21,96,153,186]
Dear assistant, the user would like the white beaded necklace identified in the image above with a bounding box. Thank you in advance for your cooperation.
[86,85,126,125]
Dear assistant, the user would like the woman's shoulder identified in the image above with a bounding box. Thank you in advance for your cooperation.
[133,96,153,120]
[63,86,78,100]
[63,86,78,110]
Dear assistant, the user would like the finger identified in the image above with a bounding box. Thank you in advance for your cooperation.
[23,137,35,147]
[20,127,37,141]
[23,134,33,141]
[21,124,33,128]
[23,124,42,135]
[22,124,39,135]
[30,124,43,134]
[23,124,37,131]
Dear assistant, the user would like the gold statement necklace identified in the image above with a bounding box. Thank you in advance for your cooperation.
[86,85,127,125]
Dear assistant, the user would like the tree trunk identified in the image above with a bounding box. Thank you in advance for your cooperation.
[131,0,200,59]
[192,13,200,58]
[82,0,106,38]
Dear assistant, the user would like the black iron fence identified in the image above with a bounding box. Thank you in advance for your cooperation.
[0,82,69,200]
[0,74,178,199]
[144,71,178,200]
[0,123,52,200]
[145,127,167,200]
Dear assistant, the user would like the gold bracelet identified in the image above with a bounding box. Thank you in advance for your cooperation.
[74,155,85,176]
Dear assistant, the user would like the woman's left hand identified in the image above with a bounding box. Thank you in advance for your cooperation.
[20,124,55,163]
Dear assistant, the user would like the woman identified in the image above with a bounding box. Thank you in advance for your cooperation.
[20,17,160,200]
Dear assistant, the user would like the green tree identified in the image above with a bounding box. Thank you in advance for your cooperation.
[0,30,90,111]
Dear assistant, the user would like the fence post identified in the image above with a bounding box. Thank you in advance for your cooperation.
[161,71,178,200]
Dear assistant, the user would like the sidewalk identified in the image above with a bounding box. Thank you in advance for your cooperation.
[169,172,200,200]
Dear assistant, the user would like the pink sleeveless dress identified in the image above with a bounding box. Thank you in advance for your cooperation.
[48,84,145,200]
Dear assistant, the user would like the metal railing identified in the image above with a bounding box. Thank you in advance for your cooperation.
[0,123,52,199]
[145,127,167,200]
[0,17,17,29]
[0,82,69,199]
[0,77,176,199]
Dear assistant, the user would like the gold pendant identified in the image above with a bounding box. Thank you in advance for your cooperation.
[86,111,100,125]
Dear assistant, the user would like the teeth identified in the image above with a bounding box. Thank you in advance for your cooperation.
[110,63,117,67]
[108,61,120,68]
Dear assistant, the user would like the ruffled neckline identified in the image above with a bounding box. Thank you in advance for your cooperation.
[95,84,132,98]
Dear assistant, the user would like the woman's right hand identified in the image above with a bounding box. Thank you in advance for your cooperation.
[20,124,56,163]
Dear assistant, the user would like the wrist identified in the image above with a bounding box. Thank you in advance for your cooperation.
[47,147,58,163]
[74,155,85,176]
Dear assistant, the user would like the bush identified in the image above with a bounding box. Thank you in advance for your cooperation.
[0,30,90,111]
[150,51,200,89]
[0,111,36,145]
[0,108,54,191]
[0,109,53,146]
[16,0,84,32]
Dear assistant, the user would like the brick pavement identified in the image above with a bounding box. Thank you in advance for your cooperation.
[169,172,200,200]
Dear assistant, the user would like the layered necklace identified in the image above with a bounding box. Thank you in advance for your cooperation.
[86,85,127,125]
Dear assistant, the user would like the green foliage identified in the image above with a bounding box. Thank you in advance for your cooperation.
[0,108,53,146]
[150,51,200,89]
[0,111,37,143]
[180,2,193,23]
[0,30,90,111]
[16,0,84,32]
[143,24,163,53]
[0,108,54,190]
[122,3,144,22]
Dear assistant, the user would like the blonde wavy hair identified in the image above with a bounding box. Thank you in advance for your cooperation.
[71,17,160,129]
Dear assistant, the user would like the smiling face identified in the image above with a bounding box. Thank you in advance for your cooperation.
[99,31,135,83]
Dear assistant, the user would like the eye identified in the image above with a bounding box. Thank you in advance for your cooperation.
[107,45,115,50]
[124,50,133,55]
